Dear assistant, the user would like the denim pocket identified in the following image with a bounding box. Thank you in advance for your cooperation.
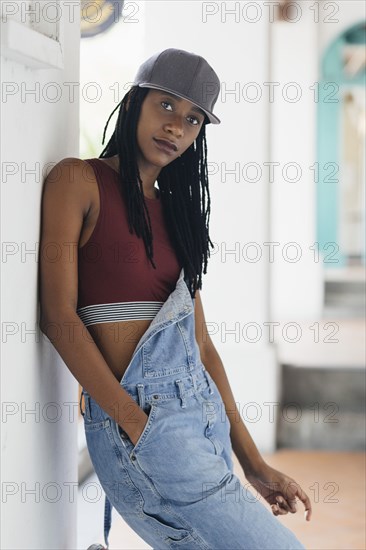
[116,402,159,455]
[164,531,199,549]
[129,399,231,503]
[140,506,199,550]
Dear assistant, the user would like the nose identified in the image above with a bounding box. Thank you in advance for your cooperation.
[163,114,184,137]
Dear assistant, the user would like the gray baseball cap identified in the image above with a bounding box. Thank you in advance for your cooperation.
[133,48,221,125]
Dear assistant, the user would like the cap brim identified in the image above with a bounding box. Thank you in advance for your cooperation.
[137,82,221,125]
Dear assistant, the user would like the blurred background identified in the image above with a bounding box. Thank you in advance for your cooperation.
[1,1,365,549]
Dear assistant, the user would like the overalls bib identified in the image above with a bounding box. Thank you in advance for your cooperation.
[80,267,306,550]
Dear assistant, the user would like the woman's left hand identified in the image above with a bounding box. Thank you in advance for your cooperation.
[244,462,312,521]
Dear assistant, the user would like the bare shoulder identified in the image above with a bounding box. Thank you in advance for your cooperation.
[39,157,98,319]
[43,157,96,217]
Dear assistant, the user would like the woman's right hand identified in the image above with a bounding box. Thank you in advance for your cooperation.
[122,409,149,447]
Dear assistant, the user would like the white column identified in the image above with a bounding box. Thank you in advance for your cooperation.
[1,3,80,548]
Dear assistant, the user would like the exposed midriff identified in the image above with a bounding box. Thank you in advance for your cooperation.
[77,157,181,381]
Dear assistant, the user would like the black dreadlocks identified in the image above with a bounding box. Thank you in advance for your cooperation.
[98,85,214,299]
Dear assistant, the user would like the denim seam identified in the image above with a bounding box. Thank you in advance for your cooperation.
[176,320,194,365]
[143,366,194,379]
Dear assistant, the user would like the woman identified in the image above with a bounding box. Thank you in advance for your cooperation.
[39,48,310,549]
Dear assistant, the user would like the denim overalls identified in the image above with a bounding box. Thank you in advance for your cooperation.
[80,267,306,550]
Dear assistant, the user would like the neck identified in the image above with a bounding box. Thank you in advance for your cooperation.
[136,153,162,198]
[109,154,161,199]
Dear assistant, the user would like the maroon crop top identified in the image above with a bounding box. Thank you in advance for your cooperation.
[76,158,182,326]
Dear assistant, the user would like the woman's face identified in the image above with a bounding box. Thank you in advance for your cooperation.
[135,88,206,170]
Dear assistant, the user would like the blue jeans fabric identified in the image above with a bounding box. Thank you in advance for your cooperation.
[80,267,306,550]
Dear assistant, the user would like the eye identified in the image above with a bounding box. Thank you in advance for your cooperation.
[160,100,202,126]
[187,115,201,126]
[161,100,173,111]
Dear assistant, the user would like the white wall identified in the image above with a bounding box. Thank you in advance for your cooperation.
[270,6,324,321]
[142,1,278,453]
[1,3,80,549]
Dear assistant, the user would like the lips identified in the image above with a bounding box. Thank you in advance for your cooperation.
[153,138,178,152]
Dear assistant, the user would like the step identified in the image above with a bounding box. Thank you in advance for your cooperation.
[277,364,365,450]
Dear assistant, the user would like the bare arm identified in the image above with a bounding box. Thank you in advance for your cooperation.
[39,158,147,443]
[194,290,313,521]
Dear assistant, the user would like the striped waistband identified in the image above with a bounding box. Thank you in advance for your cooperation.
[76,301,164,327]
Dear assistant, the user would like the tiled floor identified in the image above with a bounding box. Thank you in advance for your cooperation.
[258,450,366,550]
[87,449,365,550]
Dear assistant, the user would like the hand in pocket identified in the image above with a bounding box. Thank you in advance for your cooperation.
[119,403,155,450]
[128,411,149,447]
